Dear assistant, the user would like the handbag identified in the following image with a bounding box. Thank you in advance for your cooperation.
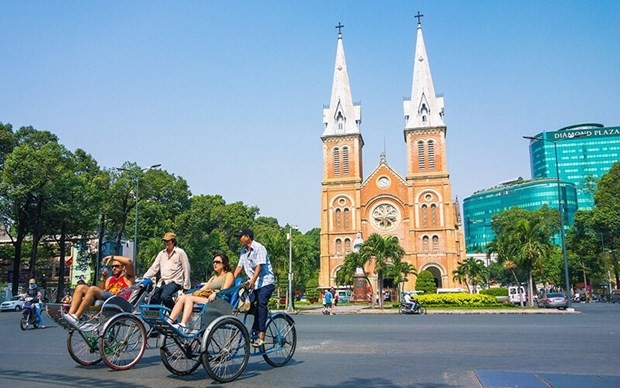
[193,287,213,298]
[237,287,251,312]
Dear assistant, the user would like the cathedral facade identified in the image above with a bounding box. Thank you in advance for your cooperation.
[319,19,466,293]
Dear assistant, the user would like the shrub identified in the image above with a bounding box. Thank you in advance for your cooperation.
[417,292,501,307]
[480,287,508,297]
[415,270,437,295]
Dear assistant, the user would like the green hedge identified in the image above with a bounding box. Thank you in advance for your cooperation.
[479,287,508,297]
[417,293,501,307]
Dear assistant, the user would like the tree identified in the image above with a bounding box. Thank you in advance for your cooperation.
[0,127,62,294]
[488,206,558,307]
[415,270,437,295]
[359,233,405,308]
[591,162,620,287]
[386,260,417,302]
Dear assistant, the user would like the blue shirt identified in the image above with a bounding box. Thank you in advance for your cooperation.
[324,291,333,304]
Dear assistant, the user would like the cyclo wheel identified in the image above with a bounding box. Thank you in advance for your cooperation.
[67,330,102,366]
[201,317,250,383]
[261,313,296,367]
[20,313,29,330]
[160,333,202,375]
[100,314,147,371]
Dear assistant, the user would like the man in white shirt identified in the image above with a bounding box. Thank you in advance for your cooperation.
[233,228,275,348]
[143,232,191,309]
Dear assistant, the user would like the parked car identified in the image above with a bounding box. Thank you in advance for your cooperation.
[0,295,25,312]
[610,290,620,303]
[537,293,568,309]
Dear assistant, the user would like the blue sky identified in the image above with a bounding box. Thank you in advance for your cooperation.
[2,1,619,232]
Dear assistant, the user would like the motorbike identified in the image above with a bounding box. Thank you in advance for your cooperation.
[20,296,41,330]
[399,300,426,315]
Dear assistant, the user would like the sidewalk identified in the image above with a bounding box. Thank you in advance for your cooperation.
[293,304,581,315]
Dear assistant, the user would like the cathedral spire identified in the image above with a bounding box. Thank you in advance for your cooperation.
[322,23,361,137]
[404,13,444,129]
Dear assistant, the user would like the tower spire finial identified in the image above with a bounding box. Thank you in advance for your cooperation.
[336,22,344,37]
[415,11,424,26]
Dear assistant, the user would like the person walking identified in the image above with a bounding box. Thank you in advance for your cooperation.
[323,288,333,315]
[233,228,275,347]
[143,232,191,309]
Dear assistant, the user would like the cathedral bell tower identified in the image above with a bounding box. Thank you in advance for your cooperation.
[319,24,363,287]
[402,13,463,289]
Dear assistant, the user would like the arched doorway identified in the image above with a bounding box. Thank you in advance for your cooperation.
[424,265,443,288]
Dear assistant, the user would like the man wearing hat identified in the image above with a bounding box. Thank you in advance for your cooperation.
[233,228,275,347]
[143,232,191,309]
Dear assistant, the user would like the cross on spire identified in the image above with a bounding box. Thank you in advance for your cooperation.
[335,22,344,35]
[415,11,424,25]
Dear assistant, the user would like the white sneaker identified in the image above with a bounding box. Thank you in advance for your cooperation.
[252,338,264,347]
[64,313,79,328]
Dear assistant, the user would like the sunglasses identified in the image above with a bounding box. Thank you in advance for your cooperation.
[111,265,121,268]
[212,261,223,265]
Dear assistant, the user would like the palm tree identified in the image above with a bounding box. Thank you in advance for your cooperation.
[515,218,554,307]
[503,260,524,307]
[451,264,469,292]
[387,260,417,302]
[359,233,405,309]
[452,257,487,294]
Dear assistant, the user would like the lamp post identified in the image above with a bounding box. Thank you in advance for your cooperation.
[117,163,161,274]
[286,225,298,313]
[523,133,585,309]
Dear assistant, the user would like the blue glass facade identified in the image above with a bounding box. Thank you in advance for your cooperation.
[528,123,620,210]
[463,178,578,253]
[463,123,619,253]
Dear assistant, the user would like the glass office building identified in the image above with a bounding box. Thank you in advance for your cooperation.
[527,123,620,210]
[463,178,578,253]
[463,123,618,254]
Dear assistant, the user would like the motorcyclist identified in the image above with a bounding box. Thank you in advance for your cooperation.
[26,278,46,329]
[403,292,417,312]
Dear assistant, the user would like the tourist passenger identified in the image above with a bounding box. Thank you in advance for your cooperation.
[168,253,234,332]
[64,255,134,328]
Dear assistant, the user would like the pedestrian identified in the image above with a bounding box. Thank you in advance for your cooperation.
[143,232,191,309]
[233,228,275,347]
[26,278,46,329]
[323,288,333,315]
[330,287,338,315]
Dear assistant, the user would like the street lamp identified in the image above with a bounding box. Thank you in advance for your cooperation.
[116,163,161,274]
[286,225,298,313]
[523,133,584,309]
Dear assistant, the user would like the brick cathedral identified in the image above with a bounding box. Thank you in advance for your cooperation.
[319,18,465,293]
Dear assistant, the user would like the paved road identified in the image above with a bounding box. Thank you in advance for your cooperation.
[0,303,618,387]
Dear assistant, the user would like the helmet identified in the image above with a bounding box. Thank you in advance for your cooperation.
[29,278,36,284]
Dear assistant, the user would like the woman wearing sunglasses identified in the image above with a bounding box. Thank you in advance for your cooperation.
[168,253,234,332]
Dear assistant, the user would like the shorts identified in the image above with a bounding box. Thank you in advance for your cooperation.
[324,302,332,308]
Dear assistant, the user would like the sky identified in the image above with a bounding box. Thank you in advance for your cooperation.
[1,1,619,232]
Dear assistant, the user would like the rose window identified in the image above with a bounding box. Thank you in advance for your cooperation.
[372,204,399,230]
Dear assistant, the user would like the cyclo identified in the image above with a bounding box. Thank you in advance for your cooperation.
[47,278,155,371]
[139,280,297,383]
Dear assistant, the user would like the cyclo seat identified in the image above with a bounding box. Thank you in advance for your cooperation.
[101,296,133,320]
